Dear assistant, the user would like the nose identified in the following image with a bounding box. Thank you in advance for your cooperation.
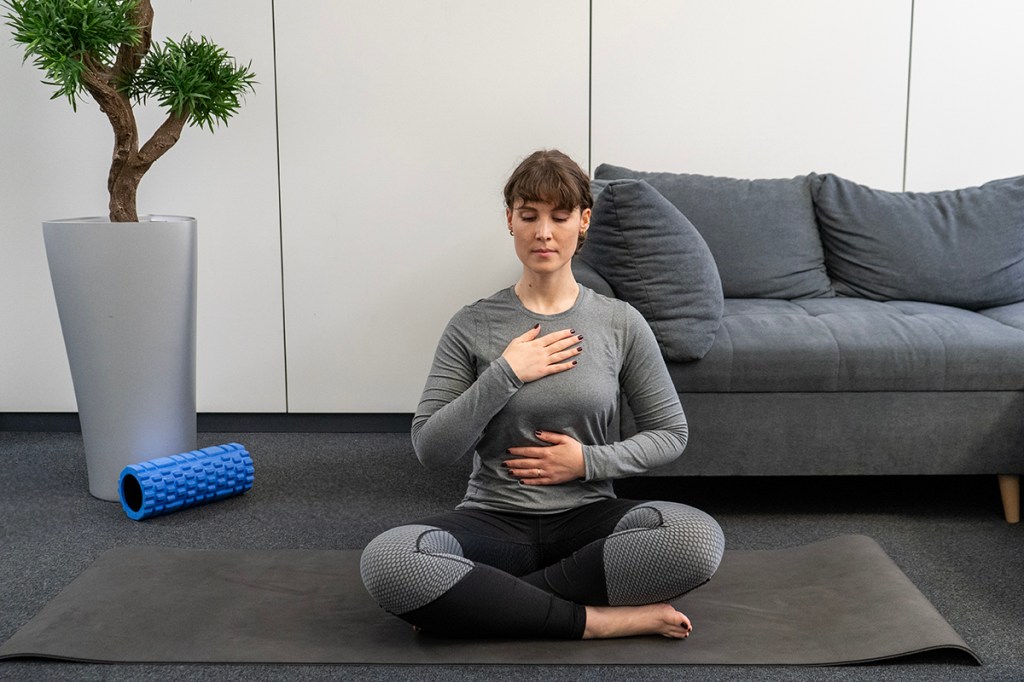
[536,217,554,240]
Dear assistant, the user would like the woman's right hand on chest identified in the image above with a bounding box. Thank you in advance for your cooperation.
[501,325,584,383]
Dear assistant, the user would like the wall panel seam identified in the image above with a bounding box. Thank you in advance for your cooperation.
[902,0,915,192]
[270,0,290,412]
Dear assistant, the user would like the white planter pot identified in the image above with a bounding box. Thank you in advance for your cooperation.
[43,216,197,501]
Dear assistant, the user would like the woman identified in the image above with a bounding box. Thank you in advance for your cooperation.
[360,150,724,640]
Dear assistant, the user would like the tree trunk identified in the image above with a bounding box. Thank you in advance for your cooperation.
[79,0,157,222]
[109,166,141,223]
[108,112,188,222]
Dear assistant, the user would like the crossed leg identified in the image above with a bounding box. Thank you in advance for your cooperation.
[359,498,724,640]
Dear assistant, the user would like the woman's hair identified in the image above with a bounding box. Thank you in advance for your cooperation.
[503,149,593,211]
[503,150,593,252]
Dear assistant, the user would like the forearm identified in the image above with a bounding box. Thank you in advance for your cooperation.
[582,418,688,480]
[411,357,522,468]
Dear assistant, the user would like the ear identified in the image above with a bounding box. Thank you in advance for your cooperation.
[506,207,513,228]
[580,207,592,231]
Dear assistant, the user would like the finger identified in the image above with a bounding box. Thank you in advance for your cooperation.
[517,324,542,341]
[543,331,585,352]
[503,458,543,472]
[538,358,578,377]
[548,345,583,365]
[505,446,546,458]
[508,466,544,480]
[538,328,580,347]
[533,430,569,445]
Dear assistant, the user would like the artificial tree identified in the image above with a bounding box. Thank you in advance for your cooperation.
[3,0,256,222]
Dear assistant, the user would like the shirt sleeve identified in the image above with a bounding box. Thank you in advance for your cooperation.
[411,307,523,468]
[581,304,688,480]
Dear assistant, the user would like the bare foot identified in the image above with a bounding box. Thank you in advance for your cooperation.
[583,603,692,640]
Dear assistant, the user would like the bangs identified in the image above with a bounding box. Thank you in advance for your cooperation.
[504,150,592,211]
[511,166,585,211]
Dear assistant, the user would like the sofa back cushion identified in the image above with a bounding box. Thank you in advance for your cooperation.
[813,173,1024,309]
[594,164,834,299]
[581,179,723,361]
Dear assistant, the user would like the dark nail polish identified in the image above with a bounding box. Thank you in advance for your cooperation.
[569,329,576,334]
[535,430,542,436]
[578,335,584,340]
[533,323,540,329]
[577,346,583,352]
[571,360,578,366]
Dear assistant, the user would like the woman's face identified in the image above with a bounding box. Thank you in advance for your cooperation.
[506,200,591,276]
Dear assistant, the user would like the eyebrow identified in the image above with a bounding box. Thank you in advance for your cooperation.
[514,203,572,213]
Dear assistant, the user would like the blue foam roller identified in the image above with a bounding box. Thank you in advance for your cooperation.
[118,443,254,520]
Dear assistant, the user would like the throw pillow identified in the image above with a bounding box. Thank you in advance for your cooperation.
[580,179,723,361]
[813,173,1024,309]
[594,164,834,299]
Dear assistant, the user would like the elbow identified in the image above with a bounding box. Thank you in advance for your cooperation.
[410,418,433,467]
[412,441,445,469]
[410,419,462,469]
[675,421,689,454]
[410,422,440,469]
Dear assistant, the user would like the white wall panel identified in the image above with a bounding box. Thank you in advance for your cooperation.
[277,0,590,412]
[0,32,103,411]
[592,0,912,188]
[0,1,285,412]
[905,0,1024,191]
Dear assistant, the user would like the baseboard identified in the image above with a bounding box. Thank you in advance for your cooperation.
[0,413,413,433]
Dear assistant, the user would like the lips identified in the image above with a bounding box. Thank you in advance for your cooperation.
[533,249,556,255]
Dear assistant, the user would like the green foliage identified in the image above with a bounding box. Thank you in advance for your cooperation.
[3,0,255,129]
[2,0,142,109]
[130,35,256,131]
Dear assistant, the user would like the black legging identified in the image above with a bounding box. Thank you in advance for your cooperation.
[360,498,724,639]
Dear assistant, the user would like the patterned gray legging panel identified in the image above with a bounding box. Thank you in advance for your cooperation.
[603,501,725,605]
[360,524,474,615]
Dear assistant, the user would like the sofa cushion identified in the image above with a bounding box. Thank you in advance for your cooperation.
[571,259,616,298]
[667,298,1024,392]
[581,179,723,361]
[813,173,1024,309]
[979,301,1024,333]
[594,164,834,299]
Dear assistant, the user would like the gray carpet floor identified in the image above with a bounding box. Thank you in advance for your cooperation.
[0,431,1021,681]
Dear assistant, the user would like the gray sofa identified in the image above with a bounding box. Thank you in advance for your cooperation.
[574,164,1024,522]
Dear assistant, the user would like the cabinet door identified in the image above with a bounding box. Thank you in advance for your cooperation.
[905,0,1024,191]
[591,0,912,189]
[0,1,285,412]
[277,0,589,412]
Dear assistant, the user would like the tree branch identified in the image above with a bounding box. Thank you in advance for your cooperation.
[113,0,154,82]
[136,110,187,176]
[79,53,139,201]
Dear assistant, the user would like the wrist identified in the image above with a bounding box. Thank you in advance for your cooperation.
[577,443,592,481]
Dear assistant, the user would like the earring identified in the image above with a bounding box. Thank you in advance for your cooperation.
[509,228,514,236]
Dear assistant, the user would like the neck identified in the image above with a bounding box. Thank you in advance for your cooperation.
[514,268,580,315]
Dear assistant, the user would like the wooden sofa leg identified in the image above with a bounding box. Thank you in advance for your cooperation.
[998,474,1020,524]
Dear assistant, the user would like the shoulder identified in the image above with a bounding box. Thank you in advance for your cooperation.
[442,287,516,339]
[581,287,659,359]
[452,287,515,324]
[580,285,648,330]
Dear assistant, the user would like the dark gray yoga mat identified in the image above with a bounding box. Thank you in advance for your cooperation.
[0,535,979,666]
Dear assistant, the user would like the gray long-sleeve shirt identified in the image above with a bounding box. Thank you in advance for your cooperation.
[412,285,688,514]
